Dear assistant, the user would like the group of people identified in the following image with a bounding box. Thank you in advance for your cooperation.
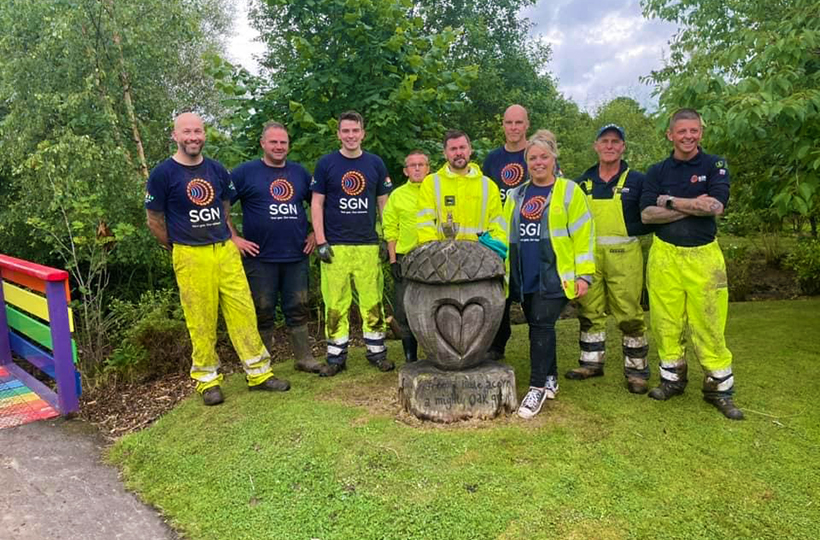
[145,105,742,421]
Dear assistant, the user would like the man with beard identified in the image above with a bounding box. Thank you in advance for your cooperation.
[230,121,322,373]
[145,112,290,406]
[417,130,507,254]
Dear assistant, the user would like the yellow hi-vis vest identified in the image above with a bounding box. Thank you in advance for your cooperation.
[504,177,596,300]
[416,163,507,245]
[580,169,636,245]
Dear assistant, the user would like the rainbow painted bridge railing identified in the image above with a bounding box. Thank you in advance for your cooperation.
[0,255,81,415]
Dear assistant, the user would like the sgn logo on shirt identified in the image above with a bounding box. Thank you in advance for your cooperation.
[519,196,546,240]
[269,178,299,218]
[340,170,368,212]
[187,178,221,223]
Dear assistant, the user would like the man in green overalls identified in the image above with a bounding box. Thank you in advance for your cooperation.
[567,125,653,394]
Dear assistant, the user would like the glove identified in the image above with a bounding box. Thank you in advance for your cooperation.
[379,240,389,262]
[479,232,507,261]
[391,262,402,281]
[316,243,334,263]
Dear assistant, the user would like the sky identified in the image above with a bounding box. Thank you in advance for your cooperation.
[226,0,679,112]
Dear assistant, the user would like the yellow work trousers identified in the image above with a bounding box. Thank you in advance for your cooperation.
[320,244,386,365]
[173,242,273,393]
[577,240,648,376]
[646,237,734,395]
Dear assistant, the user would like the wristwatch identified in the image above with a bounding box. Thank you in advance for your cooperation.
[665,196,676,210]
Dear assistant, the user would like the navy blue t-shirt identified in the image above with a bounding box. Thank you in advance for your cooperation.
[640,150,730,247]
[310,151,392,245]
[518,184,562,296]
[574,160,653,237]
[145,157,234,246]
[483,147,527,204]
[231,159,311,263]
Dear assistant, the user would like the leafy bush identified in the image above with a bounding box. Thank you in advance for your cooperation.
[103,289,190,385]
[786,239,820,295]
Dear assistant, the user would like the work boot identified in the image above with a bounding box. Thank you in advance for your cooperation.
[402,336,418,363]
[370,356,395,372]
[565,366,604,380]
[319,362,346,377]
[201,386,224,406]
[249,377,291,392]
[289,325,323,373]
[626,377,649,394]
[648,381,685,400]
[704,396,745,420]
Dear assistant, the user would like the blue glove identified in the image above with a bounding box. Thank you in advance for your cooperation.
[479,232,507,261]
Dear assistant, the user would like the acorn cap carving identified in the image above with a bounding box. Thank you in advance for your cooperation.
[401,241,506,284]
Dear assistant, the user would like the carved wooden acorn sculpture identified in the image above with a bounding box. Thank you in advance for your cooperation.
[400,240,506,370]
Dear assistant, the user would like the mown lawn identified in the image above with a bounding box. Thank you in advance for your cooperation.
[109,299,820,540]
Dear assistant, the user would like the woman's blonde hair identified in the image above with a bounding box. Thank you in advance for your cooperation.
[525,129,559,160]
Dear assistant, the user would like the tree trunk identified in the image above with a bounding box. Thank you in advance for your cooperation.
[103,0,149,180]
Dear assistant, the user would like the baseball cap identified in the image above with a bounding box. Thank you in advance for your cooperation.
[596,124,625,141]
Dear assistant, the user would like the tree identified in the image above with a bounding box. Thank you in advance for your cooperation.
[0,0,233,366]
[642,0,820,235]
[414,0,566,140]
[239,0,477,179]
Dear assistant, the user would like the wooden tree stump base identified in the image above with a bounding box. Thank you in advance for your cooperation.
[398,360,518,423]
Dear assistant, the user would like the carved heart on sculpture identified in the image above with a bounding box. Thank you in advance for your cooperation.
[435,302,485,355]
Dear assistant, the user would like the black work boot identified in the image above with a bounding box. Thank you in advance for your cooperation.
[249,377,291,392]
[201,386,224,406]
[319,362,346,377]
[290,325,323,373]
[402,336,418,363]
[648,380,686,400]
[565,366,604,380]
[704,396,744,420]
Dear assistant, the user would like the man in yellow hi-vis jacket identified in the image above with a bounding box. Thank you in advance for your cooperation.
[383,150,429,363]
[416,130,507,260]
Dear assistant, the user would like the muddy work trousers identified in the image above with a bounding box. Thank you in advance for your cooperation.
[320,244,386,366]
[243,257,310,345]
[576,240,648,379]
[646,237,734,397]
[172,242,274,393]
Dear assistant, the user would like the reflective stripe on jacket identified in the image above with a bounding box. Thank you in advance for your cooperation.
[504,177,595,300]
[416,163,506,244]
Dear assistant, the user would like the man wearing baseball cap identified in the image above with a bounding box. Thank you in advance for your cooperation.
[567,124,654,394]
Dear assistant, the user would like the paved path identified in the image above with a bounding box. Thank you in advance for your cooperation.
[0,418,176,540]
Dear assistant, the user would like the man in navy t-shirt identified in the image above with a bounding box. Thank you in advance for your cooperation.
[310,110,393,377]
[230,121,322,373]
[483,104,529,362]
[145,112,290,406]
[640,108,742,420]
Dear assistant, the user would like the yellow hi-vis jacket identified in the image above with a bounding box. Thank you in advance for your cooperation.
[504,177,596,300]
[416,163,506,244]
[383,180,421,255]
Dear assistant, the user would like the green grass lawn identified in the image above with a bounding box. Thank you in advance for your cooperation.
[109,299,820,540]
